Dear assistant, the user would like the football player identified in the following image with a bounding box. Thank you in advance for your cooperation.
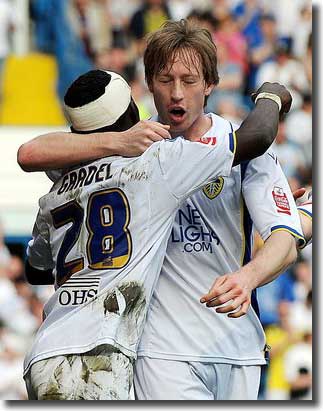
[19,20,301,401]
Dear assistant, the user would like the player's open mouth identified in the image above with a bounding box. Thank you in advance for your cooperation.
[169,108,186,122]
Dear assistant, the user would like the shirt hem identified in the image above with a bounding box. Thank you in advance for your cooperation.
[137,351,266,365]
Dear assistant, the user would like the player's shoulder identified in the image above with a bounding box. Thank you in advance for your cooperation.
[245,146,279,170]
[207,113,236,133]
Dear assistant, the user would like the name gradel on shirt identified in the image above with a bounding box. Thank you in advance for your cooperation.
[57,163,112,195]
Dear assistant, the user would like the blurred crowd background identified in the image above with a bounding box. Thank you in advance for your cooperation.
[0,0,312,400]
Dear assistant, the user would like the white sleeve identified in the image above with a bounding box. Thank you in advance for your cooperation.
[27,209,54,271]
[242,149,305,247]
[157,133,235,200]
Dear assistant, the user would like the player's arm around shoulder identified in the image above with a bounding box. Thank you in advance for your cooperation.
[233,82,293,165]
[17,121,171,171]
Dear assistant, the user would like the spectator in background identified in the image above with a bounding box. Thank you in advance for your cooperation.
[106,0,138,49]
[129,0,171,55]
[129,72,155,119]
[206,41,245,115]
[69,0,112,62]
[0,319,27,399]
[167,0,193,21]
[209,0,231,23]
[30,0,98,100]
[186,9,217,35]
[215,98,245,124]
[272,120,306,181]
[262,0,310,53]
[291,2,312,61]
[291,260,312,304]
[0,251,46,399]
[0,0,15,102]
[264,301,302,400]
[255,43,310,110]
[0,219,11,268]
[257,270,295,330]
[95,42,135,80]
[285,93,312,171]
[232,0,264,49]
[284,328,312,400]
[211,2,249,75]
[0,254,39,337]
[288,288,312,338]
[247,13,277,94]
[303,33,312,90]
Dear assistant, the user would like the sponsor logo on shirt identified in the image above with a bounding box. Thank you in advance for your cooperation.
[272,186,291,215]
[58,277,100,306]
[198,136,217,145]
[171,204,220,253]
[203,177,224,199]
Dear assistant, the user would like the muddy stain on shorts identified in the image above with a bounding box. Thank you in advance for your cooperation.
[104,281,146,316]
[39,358,70,400]
[103,281,146,349]
[104,290,119,314]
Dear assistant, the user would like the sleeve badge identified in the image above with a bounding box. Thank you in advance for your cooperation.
[272,186,291,215]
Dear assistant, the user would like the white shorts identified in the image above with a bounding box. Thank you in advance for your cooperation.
[134,357,261,400]
[24,345,134,400]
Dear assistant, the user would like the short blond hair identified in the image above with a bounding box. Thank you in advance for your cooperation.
[144,19,219,88]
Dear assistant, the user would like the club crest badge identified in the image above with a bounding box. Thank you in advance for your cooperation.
[203,177,224,199]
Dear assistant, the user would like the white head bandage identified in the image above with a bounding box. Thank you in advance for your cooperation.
[63,71,131,131]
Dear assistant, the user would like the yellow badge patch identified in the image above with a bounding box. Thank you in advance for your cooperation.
[202,177,224,199]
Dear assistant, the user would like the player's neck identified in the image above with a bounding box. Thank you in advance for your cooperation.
[182,114,212,142]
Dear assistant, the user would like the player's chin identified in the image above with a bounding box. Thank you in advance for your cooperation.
[169,120,189,135]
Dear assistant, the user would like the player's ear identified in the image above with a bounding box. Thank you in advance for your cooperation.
[148,81,154,93]
[205,84,214,96]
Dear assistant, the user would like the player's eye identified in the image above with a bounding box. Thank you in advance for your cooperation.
[158,77,172,83]
[183,78,197,84]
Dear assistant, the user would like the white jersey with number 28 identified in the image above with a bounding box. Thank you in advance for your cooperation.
[24,132,235,375]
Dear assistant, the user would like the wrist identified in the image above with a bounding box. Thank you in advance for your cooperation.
[100,131,120,156]
[240,262,261,289]
[255,92,282,112]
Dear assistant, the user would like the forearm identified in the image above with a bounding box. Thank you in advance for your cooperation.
[17,121,171,172]
[17,131,119,171]
[242,231,297,289]
[200,231,297,317]
[233,99,279,165]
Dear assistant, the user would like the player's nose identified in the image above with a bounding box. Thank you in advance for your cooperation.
[171,81,184,101]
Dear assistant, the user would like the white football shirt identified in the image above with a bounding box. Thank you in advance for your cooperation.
[24,134,235,375]
[137,114,305,365]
